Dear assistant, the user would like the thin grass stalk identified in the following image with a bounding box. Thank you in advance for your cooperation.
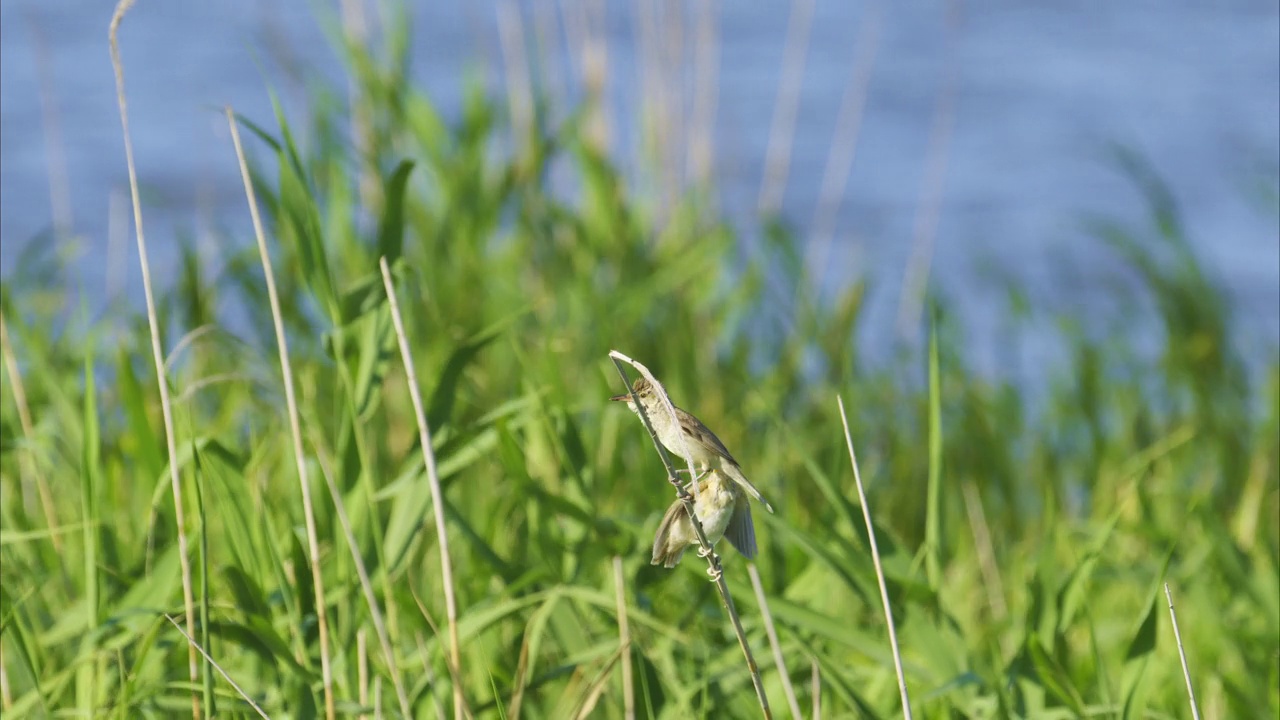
[607,349,772,718]
[0,314,62,552]
[380,257,464,720]
[632,0,661,193]
[163,325,219,374]
[1164,583,1203,720]
[757,0,815,215]
[311,431,413,717]
[1232,450,1268,547]
[77,356,101,714]
[659,0,685,205]
[810,657,820,720]
[0,642,9,709]
[107,4,200,716]
[496,0,534,152]
[923,326,943,587]
[583,0,611,151]
[748,564,801,719]
[807,1,883,291]
[409,587,472,720]
[194,452,217,716]
[571,644,626,720]
[357,629,369,720]
[508,622,533,719]
[530,0,564,114]
[339,0,378,213]
[836,395,912,719]
[172,373,254,406]
[612,556,635,720]
[961,479,1007,620]
[895,6,961,341]
[225,106,335,720]
[29,16,73,239]
[687,0,719,190]
[164,615,270,719]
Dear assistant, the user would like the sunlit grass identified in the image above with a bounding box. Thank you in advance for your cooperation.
[1,7,1277,719]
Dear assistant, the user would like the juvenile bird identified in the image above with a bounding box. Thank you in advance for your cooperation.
[650,469,757,567]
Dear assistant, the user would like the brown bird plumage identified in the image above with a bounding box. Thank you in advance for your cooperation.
[651,470,757,568]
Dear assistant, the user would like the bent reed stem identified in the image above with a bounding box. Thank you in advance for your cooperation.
[608,349,772,719]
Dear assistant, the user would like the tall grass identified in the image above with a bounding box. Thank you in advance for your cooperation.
[1,6,1277,719]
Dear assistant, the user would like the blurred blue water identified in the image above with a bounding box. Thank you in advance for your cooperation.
[1,0,1276,374]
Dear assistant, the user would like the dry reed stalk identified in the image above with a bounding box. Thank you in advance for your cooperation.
[497,0,534,151]
[380,257,465,720]
[339,0,379,214]
[687,0,720,190]
[749,563,802,719]
[108,3,200,714]
[612,556,636,720]
[807,2,884,291]
[225,106,335,720]
[0,315,62,552]
[810,657,820,720]
[309,427,413,717]
[758,0,815,215]
[165,615,270,719]
[29,16,73,239]
[608,350,773,718]
[961,479,1007,620]
[357,629,369,720]
[836,395,912,719]
[1164,583,1203,720]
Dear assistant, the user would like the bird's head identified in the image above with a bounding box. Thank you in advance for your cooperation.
[610,376,655,412]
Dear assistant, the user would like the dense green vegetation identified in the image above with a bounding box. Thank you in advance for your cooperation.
[1,11,1277,719]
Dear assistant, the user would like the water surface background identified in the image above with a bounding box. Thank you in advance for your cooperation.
[1,0,1277,376]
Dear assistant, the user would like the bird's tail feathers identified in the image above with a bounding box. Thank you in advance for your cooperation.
[722,463,774,513]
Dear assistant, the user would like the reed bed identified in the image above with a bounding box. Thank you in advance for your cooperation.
[0,2,1276,718]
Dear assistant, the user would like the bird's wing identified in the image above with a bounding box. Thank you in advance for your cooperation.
[651,499,690,568]
[723,496,757,559]
[676,407,740,465]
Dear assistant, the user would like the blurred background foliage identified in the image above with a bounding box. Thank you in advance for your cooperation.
[0,4,1277,719]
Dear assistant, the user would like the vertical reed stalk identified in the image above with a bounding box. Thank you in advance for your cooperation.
[749,564,801,719]
[612,556,635,720]
[380,257,465,720]
[1164,583,1203,720]
[0,315,61,551]
[107,3,200,715]
[608,350,772,718]
[225,107,335,720]
[30,17,73,239]
[688,0,720,190]
[836,395,912,719]
[758,0,815,215]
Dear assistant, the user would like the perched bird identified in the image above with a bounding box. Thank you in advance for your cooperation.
[611,375,774,568]
[611,376,774,513]
[651,469,756,567]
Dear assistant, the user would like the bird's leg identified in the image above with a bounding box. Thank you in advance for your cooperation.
[674,467,711,482]
[674,468,711,496]
[698,547,724,581]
